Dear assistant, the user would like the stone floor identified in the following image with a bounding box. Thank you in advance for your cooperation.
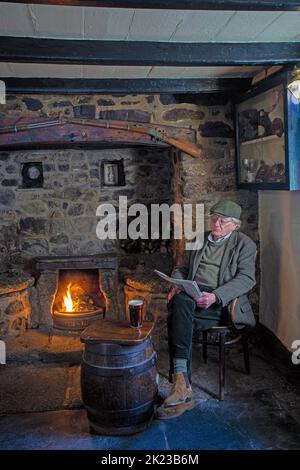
[0,328,299,450]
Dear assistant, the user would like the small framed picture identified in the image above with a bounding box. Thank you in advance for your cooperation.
[101,159,125,187]
[21,162,44,189]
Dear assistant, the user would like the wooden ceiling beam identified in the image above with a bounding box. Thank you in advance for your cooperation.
[1,37,300,66]
[2,1,300,11]
[1,77,253,94]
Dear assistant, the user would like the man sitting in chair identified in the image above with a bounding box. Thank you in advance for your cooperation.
[156,200,256,419]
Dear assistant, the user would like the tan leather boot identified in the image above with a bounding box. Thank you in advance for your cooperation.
[163,372,194,407]
[155,397,196,420]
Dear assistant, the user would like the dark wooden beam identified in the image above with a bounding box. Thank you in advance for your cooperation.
[2,1,300,11]
[0,117,196,149]
[2,77,252,94]
[1,37,300,66]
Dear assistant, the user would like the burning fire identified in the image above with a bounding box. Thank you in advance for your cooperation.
[53,279,103,315]
[64,283,74,312]
[62,282,83,313]
[58,282,97,313]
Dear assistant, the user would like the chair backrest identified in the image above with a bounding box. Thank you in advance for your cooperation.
[229,249,257,326]
[229,298,238,323]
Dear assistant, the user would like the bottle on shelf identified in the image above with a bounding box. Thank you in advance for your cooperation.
[258,109,272,138]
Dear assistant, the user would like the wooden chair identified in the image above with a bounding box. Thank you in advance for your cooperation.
[198,298,251,401]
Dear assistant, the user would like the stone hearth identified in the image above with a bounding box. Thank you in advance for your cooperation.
[35,254,119,330]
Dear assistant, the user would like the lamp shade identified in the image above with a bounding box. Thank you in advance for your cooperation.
[288,69,300,100]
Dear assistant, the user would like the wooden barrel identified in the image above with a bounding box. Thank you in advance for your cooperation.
[81,320,157,435]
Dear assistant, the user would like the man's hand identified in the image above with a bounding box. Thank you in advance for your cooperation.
[194,292,217,309]
[167,286,183,302]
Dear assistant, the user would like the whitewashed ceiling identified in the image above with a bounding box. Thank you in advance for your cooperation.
[0,2,300,79]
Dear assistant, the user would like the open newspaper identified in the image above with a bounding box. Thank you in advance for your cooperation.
[154,270,202,298]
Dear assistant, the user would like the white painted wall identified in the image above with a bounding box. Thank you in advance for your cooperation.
[259,191,300,351]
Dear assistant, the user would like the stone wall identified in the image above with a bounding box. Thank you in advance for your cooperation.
[0,146,172,272]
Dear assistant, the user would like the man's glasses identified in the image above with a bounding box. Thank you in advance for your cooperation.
[210,214,233,226]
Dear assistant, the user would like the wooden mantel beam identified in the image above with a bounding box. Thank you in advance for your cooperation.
[3,1,300,11]
[0,117,196,150]
[1,37,300,66]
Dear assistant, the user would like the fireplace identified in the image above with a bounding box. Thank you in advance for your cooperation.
[52,269,106,331]
[35,254,119,332]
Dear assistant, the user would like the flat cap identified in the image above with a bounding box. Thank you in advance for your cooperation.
[210,200,242,219]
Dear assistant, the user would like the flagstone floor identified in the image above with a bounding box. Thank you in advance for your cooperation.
[0,333,299,450]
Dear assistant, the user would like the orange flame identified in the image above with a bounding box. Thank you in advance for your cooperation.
[64,283,73,312]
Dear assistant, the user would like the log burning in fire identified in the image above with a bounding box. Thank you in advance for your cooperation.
[54,281,101,315]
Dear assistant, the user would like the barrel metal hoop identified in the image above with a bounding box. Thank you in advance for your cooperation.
[85,337,152,355]
[82,351,157,378]
[86,400,153,418]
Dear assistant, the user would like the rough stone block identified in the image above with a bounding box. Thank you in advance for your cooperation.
[99,109,151,123]
[22,97,43,111]
[0,189,15,206]
[62,187,82,199]
[5,300,24,316]
[199,121,234,138]
[9,316,28,332]
[97,98,115,106]
[51,100,72,108]
[5,165,17,174]
[2,179,18,187]
[68,204,85,216]
[163,108,205,121]
[73,105,95,119]
[49,234,68,245]
[19,217,48,236]
[58,164,70,172]
[21,239,49,256]
[43,163,55,172]
[0,152,9,162]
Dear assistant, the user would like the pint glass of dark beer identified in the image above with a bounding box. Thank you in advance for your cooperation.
[128,300,143,328]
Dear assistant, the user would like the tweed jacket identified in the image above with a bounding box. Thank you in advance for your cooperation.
[171,230,257,326]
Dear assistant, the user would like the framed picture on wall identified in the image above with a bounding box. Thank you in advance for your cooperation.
[101,159,125,187]
[235,72,289,190]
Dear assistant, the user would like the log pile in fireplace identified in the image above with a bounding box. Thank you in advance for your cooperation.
[51,269,106,331]
[53,282,102,314]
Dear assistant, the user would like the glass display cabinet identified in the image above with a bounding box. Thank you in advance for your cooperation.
[235,71,300,190]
